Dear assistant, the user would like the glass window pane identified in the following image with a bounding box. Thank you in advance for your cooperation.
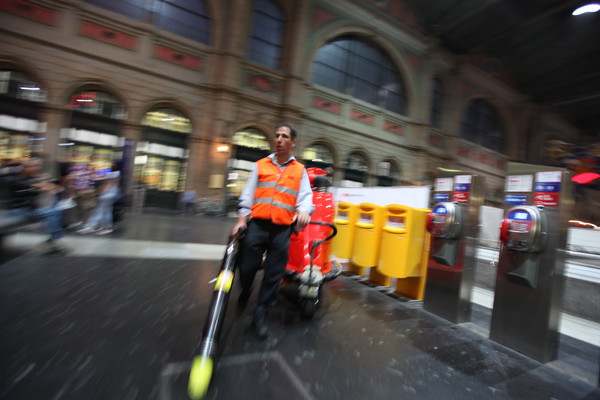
[0,69,47,102]
[303,144,334,164]
[248,0,284,69]
[310,36,406,114]
[65,90,126,120]
[232,128,270,150]
[430,79,444,128]
[156,0,211,44]
[460,99,504,153]
[142,108,192,133]
[82,0,147,20]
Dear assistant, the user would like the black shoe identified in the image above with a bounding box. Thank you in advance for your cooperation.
[252,317,268,340]
[40,241,69,255]
[238,290,251,307]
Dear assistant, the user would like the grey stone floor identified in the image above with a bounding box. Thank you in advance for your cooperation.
[0,209,598,399]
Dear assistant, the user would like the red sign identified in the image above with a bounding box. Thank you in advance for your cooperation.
[452,191,469,203]
[65,92,97,108]
[533,192,560,207]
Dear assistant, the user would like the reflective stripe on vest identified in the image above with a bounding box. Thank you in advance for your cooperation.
[251,157,304,225]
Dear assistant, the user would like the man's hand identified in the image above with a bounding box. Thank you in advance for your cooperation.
[231,217,248,238]
[294,212,311,230]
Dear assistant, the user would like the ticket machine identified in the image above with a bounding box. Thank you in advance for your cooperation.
[499,205,547,288]
[490,163,572,362]
[423,169,485,323]
[427,202,465,267]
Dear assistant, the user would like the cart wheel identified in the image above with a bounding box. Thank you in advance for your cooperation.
[300,286,322,319]
[300,298,318,319]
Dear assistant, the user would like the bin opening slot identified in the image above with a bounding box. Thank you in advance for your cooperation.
[387,216,405,228]
[359,213,372,223]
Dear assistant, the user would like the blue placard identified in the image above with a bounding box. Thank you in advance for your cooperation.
[534,182,561,192]
[434,193,450,202]
[433,204,448,214]
[454,183,471,192]
[505,194,527,205]
[508,209,532,221]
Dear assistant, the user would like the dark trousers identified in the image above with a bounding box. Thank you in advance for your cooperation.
[238,219,292,320]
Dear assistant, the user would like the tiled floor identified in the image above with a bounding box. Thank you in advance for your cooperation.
[0,210,598,399]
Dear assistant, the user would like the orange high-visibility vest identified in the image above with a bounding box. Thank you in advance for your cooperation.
[251,157,305,225]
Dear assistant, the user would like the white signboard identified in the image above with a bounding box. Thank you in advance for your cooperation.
[454,175,472,184]
[505,175,533,192]
[434,177,453,192]
[331,186,431,209]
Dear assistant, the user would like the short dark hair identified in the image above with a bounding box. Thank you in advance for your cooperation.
[277,123,297,140]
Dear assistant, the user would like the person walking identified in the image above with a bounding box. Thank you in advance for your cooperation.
[179,187,197,215]
[7,157,68,254]
[231,123,313,340]
[77,161,121,235]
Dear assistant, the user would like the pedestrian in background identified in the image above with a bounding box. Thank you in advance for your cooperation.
[180,187,197,216]
[77,160,121,235]
[7,157,68,254]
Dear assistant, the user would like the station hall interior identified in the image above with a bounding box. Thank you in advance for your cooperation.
[1,0,600,399]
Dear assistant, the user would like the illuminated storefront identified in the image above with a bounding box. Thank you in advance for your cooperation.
[0,69,47,161]
[226,128,270,199]
[302,143,334,173]
[135,108,191,209]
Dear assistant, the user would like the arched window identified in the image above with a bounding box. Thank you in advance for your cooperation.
[377,160,400,186]
[311,36,407,114]
[248,0,285,69]
[342,152,369,187]
[0,69,47,103]
[303,143,334,167]
[460,99,504,153]
[430,78,444,129]
[82,0,211,44]
[232,128,271,151]
[62,88,126,175]
[65,89,126,120]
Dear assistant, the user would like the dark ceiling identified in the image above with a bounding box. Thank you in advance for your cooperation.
[403,0,600,138]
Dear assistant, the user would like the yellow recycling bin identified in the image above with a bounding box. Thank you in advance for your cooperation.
[377,205,431,299]
[332,201,359,259]
[350,203,385,274]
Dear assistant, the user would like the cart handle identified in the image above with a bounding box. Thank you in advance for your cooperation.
[308,221,337,255]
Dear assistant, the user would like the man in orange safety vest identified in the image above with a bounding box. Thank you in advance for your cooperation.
[231,123,313,339]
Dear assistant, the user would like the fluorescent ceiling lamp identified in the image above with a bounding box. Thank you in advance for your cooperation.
[572,3,600,15]
[20,86,40,91]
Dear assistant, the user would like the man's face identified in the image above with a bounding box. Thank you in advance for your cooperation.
[275,126,296,156]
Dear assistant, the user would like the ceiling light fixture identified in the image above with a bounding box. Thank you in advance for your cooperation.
[572,3,600,15]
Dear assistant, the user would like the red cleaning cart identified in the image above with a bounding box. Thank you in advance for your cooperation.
[283,168,341,318]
